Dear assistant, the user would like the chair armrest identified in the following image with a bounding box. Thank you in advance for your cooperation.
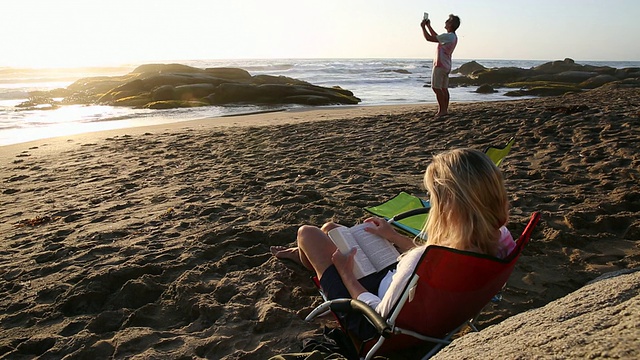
[390,207,430,222]
[306,298,392,338]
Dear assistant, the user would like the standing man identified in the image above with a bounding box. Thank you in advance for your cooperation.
[421,14,460,118]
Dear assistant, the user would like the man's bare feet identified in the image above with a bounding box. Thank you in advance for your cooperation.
[270,246,302,265]
[434,112,448,119]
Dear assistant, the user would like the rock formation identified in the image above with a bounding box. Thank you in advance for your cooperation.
[21,64,361,110]
[451,58,640,97]
[433,270,640,359]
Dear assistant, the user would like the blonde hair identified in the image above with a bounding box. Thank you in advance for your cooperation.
[422,148,508,256]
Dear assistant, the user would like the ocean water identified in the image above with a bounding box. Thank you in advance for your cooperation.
[1,58,638,146]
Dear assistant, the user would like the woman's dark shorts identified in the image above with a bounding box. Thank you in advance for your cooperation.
[319,263,397,341]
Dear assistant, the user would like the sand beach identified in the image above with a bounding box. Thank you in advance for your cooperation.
[1,86,639,358]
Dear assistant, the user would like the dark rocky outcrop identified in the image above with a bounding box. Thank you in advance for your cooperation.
[380,69,412,74]
[475,84,497,94]
[21,64,361,110]
[451,60,486,76]
[451,58,640,97]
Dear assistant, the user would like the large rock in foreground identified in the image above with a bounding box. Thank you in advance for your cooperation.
[24,64,361,110]
[433,270,640,359]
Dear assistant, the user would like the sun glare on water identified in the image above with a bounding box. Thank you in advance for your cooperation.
[0,105,150,146]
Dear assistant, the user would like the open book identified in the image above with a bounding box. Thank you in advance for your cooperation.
[328,223,401,279]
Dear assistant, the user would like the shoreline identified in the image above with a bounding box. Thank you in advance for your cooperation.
[1,97,529,153]
[1,86,638,359]
[0,103,437,157]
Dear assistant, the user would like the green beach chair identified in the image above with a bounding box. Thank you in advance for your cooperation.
[485,136,516,167]
[364,137,516,236]
[365,191,431,237]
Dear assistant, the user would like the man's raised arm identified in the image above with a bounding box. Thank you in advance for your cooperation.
[420,19,438,42]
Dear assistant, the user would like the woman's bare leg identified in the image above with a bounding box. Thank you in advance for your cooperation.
[271,222,345,276]
[321,221,342,234]
[296,225,337,279]
[270,246,301,262]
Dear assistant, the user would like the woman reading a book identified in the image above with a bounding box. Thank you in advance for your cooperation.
[271,148,515,340]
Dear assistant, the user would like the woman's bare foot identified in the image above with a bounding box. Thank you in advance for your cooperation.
[270,246,302,265]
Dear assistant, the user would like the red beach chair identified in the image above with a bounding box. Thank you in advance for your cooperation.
[306,212,541,359]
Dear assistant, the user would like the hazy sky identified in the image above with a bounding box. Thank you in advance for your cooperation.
[2,0,639,67]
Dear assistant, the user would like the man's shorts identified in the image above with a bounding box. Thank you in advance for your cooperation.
[431,67,450,89]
